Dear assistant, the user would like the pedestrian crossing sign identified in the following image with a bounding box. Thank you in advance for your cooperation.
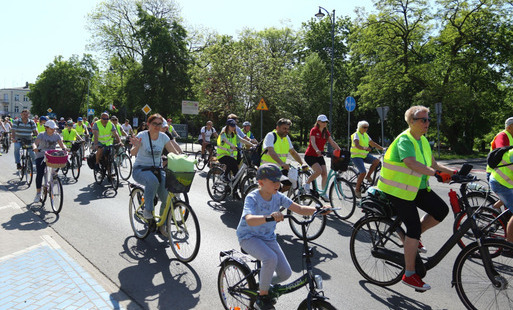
[256,98,268,111]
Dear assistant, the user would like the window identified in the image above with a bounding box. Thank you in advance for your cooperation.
[3,94,7,102]
[14,94,19,101]
[23,95,29,102]
[3,106,7,112]
[14,106,19,113]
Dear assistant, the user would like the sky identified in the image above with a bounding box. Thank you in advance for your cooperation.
[0,0,374,89]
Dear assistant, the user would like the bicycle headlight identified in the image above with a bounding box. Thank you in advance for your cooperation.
[314,274,323,289]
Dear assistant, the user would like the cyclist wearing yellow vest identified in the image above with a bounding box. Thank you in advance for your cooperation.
[351,120,384,198]
[489,147,513,243]
[37,116,47,133]
[62,120,83,148]
[217,119,254,181]
[377,105,456,292]
[110,115,127,138]
[74,117,89,137]
[167,118,180,139]
[92,112,121,168]
[242,121,257,143]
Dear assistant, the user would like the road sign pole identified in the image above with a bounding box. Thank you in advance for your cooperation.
[260,110,263,140]
[347,112,350,149]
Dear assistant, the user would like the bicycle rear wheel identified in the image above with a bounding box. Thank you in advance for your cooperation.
[217,259,257,310]
[287,194,326,241]
[207,166,228,202]
[118,153,132,181]
[349,216,405,286]
[453,239,513,310]
[243,183,259,200]
[342,166,359,185]
[129,187,151,239]
[71,154,80,180]
[24,157,33,187]
[297,299,337,310]
[329,178,356,220]
[94,165,105,185]
[167,200,201,263]
[49,176,63,213]
[195,150,206,171]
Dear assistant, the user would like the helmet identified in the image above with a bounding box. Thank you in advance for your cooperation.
[39,116,48,121]
[243,121,251,127]
[77,117,83,121]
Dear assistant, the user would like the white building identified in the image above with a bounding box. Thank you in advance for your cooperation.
[0,82,33,118]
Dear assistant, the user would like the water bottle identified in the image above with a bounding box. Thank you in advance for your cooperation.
[449,189,461,214]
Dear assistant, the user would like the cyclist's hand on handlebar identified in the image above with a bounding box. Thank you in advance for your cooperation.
[270,211,284,222]
[316,206,333,215]
[281,163,290,171]
[434,170,451,183]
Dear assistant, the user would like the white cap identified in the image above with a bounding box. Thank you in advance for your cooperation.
[317,114,329,122]
[44,120,59,129]
[162,120,169,128]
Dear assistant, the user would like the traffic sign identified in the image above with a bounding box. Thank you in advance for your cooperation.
[256,98,268,111]
[376,106,389,120]
[142,104,151,115]
[87,109,95,116]
[182,100,199,115]
[345,96,356,112]
[47,108,53,113]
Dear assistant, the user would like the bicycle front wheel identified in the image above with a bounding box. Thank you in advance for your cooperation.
[195,151,206,171]
[49,176,63,213]
[453,239,513,310]
[108,162,120,190]
[167,201,200,263]
[453,206,505,251]
[118,153,132,181]
[349,216,405,286]
[129,187,150,239]
[217,259,257,310]
[288,194,326,241]
[297,299,337,310]
[329,178,356,220]
[71,154,80,180]
[25,157,33,187]
[207,166,228,202]
[94,165,104,185]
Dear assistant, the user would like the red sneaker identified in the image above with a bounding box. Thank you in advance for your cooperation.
[402,273,431,291]
[418,241,427,254]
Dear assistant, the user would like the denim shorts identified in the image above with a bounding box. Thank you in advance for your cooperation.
[351,154,377,174]
[489,175,513,212]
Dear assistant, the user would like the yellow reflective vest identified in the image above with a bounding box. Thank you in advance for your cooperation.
[377,129,432,201]
[95,120,114,146]
[351,131,370,158]
[62,129,78,147]
[37,122,45,133]
[486,131,513,173]
[75,123,86,135]
[217,132,238,159]
[490,149,513,189]
[261,130,289,166]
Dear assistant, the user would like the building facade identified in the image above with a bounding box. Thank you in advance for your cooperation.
[0,82,32,119]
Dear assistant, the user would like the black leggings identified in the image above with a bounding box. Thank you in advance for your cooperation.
[386,189,449,240]
[35,157,46,189]
[219,156,238,178]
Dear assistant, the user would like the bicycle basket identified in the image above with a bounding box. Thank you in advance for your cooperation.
[331,149,350,172]
[165,169,196,193]
[45,150,68,168]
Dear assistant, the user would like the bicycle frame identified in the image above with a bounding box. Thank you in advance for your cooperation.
[311,169,338,196]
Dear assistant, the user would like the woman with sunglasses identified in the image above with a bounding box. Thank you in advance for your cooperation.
[217,119,254,182]
[130,114,182,219]
[350,120,385,198]
[303,114,341,200]
[377,105,457,291]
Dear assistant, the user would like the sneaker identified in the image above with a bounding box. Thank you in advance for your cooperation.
[33,193,41,203]
[142,209,153,220]
[401,273,431,291]
[418,241,427,254]
[365,176,373,184]
[16,163,21,170]
[321,194,330,202]
[255,295,275,310]
[303,183,311,194]
[355,189,362,199]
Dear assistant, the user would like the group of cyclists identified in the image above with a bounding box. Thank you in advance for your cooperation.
[4,104,513,309]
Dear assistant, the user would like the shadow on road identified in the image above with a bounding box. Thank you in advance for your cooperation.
[358,280,432,309]
[74,183,119,204]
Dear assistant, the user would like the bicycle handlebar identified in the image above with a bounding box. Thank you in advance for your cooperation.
[450,173,478,184]
[265,207,340,224]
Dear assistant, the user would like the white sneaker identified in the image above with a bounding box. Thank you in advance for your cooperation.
[143,209,153,219]
[303,183,311,194]
[34,193,41,203]
[321,194,330,202]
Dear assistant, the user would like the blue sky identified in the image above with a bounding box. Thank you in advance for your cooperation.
[0,0,374,89]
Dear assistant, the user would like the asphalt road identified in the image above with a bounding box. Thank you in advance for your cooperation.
[0,149,488,310]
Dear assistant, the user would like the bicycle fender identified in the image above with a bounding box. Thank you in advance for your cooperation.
[218,251,251,270]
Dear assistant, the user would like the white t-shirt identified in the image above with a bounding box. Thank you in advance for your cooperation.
[121,124,132,134]
[263,131,293,150]
[133,130,170,168]
[353,132,373,142]
[0,122,10,132]
[198,126,217,142]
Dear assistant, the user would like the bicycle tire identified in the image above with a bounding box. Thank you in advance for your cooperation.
[238,170,257,197]
[49,176,63,213]
[94,165,104,185]
[167,200,201,263]
[18,155,25,182]
[109,161,120,190]
[343,166,359,185]
[297,299,337,310]
[25,156,33,187]
[62,161,69,176]
[207,166,228,202]
[287,194,326,241]
[453,239,513,310]
[349,216,405,286]
[118,153,132,181]
[129,187,151,239]
[71,154,80,180]
[195,150,206,171]
[217,259,257,310]
[329,177,356,220]
[453,206,505,252]
[243,183,259,200]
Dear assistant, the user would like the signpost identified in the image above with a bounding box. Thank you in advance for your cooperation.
[142,104,151,121]
[181,100,199,115]
[376,106,389,146]
[345,96,356,148]
[435,102,442,158]
[256,98,268,140]
[87,109,95,116]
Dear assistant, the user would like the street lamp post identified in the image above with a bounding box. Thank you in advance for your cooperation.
[315,6,335,135]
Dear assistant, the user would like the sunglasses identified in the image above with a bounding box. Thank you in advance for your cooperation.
[362,126,369,129]
[152,122,163,127]
[101,118,109,120]
[413,117,431,123]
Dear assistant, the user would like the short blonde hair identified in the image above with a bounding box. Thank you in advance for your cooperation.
[357,120,369,130]
[404,105,430,124]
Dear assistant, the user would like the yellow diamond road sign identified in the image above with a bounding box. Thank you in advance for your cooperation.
[142,104,151,115]
[47,108,53,113]
[256,98,268,111]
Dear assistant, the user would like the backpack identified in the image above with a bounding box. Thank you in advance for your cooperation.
[251,132,277,167]
[487,145,513,169]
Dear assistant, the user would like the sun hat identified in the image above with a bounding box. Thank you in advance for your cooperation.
[44,120,59,129]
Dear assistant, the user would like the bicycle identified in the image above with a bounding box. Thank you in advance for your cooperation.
[343,149,384,195]
[114,144,133,181]
[1,132,10,153]
[18,138,34,186]
[93,145,120,190]
[349,166,513,309]
[61,141,82,181]
[195,141,216,171]
[206,147,257,202]
[217,208,337,310]
[128,169,200,263]
[39,150,67,214]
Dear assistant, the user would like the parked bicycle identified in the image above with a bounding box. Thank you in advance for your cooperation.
[195,141,216,171]
[128,169,200,263]
[93,145,120,190]
[18,138,34,186]
[217,207,337,310]
[349,165,513,309]
[39,150,67,213]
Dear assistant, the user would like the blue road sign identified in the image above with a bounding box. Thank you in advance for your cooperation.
[345,96,356,112]
[87,109,95,116]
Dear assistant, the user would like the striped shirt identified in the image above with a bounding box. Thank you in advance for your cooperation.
[12,119,36,141]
